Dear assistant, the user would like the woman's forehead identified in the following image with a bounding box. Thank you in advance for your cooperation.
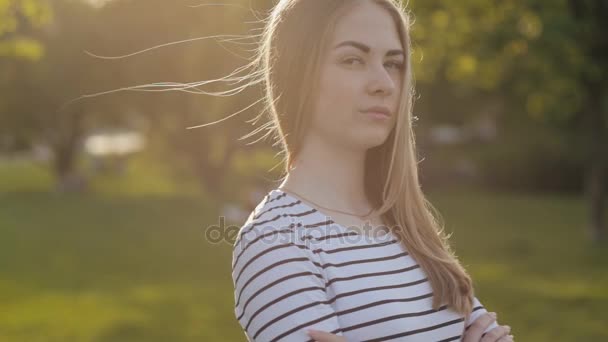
[329,2,402,53]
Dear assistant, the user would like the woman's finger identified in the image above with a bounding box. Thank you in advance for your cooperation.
[306,329,347,342]
[462,312,496,342]
[481,325,511,342]
[497,334,514,342]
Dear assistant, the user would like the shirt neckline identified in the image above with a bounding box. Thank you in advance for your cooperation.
[271,188,394,242]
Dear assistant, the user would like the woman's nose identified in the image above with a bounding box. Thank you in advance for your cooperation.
[366,65,396,96]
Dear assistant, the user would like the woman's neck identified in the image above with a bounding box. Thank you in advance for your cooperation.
[279,137,372,213]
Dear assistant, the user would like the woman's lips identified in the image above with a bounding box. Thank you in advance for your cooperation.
[360,105,391,120]
[362,110,391,120]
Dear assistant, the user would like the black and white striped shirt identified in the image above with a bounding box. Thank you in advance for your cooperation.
[231,189,497,341]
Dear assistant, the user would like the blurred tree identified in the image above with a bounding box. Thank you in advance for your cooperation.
[407,0,607,242]
[0,0,50,60]
[1,0,104,192]
[86,0,268,200]
[491,0,608,242]
[34,0,102,192]
[0,0,50,154]
[565,0,608,242]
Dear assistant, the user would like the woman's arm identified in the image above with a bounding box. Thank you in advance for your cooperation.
[465,297,500,333]
[305,297,513,342]
[232,227,343,341]
[463,297,513,342]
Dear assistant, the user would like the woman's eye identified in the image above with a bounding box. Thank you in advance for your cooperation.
[342,57,363,66]
[385,61,404,70]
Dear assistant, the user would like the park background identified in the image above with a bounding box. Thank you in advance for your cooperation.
[1,0,607,341]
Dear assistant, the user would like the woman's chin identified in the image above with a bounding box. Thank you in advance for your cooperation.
[352,131,392,149]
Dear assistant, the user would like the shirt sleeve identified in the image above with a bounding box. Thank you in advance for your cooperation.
[231,226,344,341]
[465,296,500,336]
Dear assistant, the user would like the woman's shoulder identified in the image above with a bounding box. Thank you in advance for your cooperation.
[234,189,311,247]
[231,189,327,275]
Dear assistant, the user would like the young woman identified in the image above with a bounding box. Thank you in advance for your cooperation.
[231,0,514,341]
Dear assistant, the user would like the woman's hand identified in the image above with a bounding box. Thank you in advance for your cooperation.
[463,312,514,342]
[306,312,514,342]
[306,329,347,342]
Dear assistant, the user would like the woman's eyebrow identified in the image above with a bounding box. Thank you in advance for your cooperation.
[333,40,404,57]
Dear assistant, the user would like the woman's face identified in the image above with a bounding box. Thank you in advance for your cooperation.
[309,1,404,151]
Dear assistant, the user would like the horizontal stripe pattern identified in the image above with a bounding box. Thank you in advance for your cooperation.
[231,189,499,341]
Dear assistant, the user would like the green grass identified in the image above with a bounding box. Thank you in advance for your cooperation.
[0,186,606,341]
[0,159,54,193]
[431,190,608,341]
[0,191,242,342]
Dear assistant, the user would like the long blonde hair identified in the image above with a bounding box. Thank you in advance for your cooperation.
[255,0,475,320]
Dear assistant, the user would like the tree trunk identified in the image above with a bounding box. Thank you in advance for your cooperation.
[173,96,240,201]
[52,111,86,193]
[194,137,238,202]
[586,158,606,242]
[583,87,606,243]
